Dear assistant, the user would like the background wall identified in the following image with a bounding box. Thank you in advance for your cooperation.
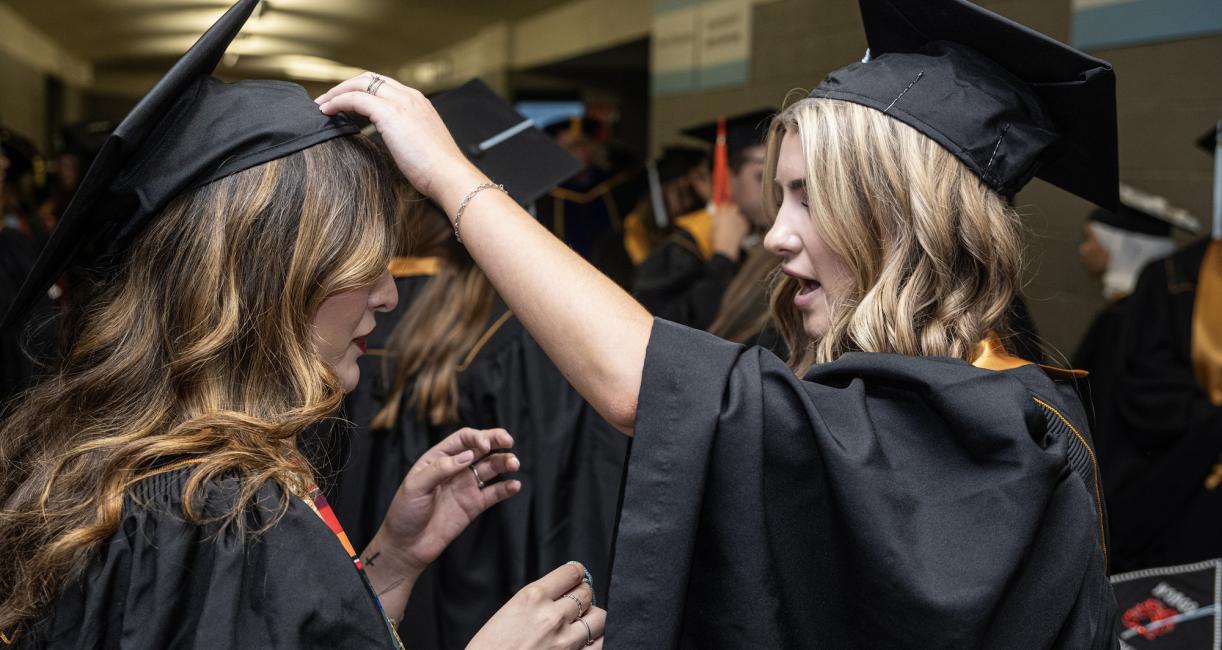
[1,0,1218,358]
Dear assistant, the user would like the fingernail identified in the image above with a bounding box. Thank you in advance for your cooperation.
[566,561,594,587]
[567,561,595,606]
[456,450,474,465]
[508,457,520,471]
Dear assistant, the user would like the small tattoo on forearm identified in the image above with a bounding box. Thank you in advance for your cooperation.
[364,551,380,567]
[377,576,407,597]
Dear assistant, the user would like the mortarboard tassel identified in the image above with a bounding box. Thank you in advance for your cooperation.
[711,116,732,208]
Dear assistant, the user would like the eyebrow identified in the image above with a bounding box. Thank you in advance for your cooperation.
[773,177,806,192]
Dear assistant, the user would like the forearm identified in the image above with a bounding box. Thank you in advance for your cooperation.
[436,166,651,432]
[360,534,420,626]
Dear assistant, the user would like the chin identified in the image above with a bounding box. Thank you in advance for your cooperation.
[802,314,830,341]
[338,366,360,393]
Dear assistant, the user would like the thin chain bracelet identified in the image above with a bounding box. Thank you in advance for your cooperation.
[452,182,506,243]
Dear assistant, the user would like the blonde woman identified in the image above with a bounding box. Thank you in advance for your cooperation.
[0,2,604,648]
[319,0,1119,646]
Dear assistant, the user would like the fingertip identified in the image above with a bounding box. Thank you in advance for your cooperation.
[507,456,521,472]
[455,449,475,465]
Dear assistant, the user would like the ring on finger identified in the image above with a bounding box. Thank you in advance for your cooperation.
[563,593,583,621]
[470,465,485,489]
[576,616,594,646]
[365,73,386,96]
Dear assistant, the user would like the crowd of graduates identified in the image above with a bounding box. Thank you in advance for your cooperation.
[1,0,1221,646]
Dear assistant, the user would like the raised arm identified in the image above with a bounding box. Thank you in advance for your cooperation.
[317,76,650,432]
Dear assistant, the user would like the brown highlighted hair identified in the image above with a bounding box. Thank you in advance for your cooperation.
[0,134,404,634]
[763,98,1025,371]
[708,242,777,344]
[372,200,496,429]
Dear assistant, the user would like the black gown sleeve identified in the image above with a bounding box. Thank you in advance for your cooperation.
[607,319,1115,649]
[29,469,393,649]
[632,230,738,329]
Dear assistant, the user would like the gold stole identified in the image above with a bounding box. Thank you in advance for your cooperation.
[1191,240,1222,406]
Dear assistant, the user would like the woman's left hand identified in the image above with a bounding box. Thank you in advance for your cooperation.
[361,427,520,602]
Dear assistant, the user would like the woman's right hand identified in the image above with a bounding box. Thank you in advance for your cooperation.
[711,202,751,262]
[315,74,488,214]
[468,562,607,650]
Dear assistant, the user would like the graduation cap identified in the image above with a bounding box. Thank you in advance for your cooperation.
[643,146,709,229]
[681,109,776,166]
[2,0,359,327]
[432,79,583,206]
[811,0,1118,212]
[1090,184,1202,237]
[655,146,708,184]
[1199,122,1221,240]
[1197,124,1219,156]
[56,121,114,160]
[0,128,44,184]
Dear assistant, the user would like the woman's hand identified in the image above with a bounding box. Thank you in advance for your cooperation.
[360,427,521,623]
[316,75,488,213]
[468,562,607,650]
[711,202,751,262]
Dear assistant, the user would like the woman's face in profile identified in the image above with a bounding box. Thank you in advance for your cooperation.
[764,131,853,339]
[313,269,398,391]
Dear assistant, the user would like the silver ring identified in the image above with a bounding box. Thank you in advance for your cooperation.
[470,465,485,489]
[563,593,583,621]
[576,616,593,646]
[365,73,386,96]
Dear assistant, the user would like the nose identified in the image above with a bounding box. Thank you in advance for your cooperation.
[764,205,801,259]
[369,269,398,313]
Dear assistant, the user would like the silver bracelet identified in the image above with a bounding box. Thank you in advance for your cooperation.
[452,182,506,243]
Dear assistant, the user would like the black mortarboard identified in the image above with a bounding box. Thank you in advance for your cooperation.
[811,0,1118,211]
[681,109,776,164]
[656,146,708,184]
[1200,122,1221,239]
[0,128,43,182]
[1199,123,1220,156]
[3,0,358,327]
[433,79,583,206]
[56,121,114,160]
[1090,184,1201,237]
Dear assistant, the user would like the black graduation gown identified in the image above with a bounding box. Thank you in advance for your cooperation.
[633,229,738,330]
[333,297,629,650]
[607,319,1116,648]
[1099,239,1222,572]
[19,468,394,649]
[1072,296,1131,458]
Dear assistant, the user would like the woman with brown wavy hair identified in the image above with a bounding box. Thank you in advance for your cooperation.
[319,0,1120,646]
[0,3,605,649]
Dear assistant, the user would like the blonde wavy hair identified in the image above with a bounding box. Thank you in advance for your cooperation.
[764,98,1025,372]
[0,134,404,635]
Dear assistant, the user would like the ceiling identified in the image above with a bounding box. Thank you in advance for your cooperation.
[3,0,571,85]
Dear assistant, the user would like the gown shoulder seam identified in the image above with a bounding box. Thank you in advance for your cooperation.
[1032,395,1109,572]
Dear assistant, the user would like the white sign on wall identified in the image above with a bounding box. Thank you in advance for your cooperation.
[696,0,751,90]
[652,0,753,95]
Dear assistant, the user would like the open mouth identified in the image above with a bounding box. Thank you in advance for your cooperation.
[797,278,822,296]
[354,336,367,353]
